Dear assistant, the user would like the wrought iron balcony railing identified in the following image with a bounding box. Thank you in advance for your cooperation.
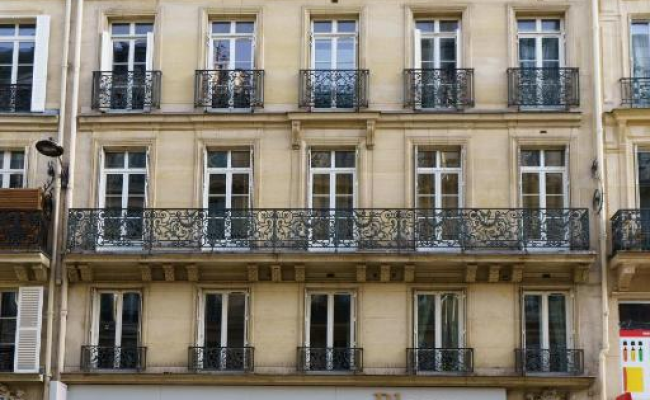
[81,345,146,371]
[92,71,162,111]
[299,70,369,110]
[194,70,264,111]
[0,345,14,372]
[612,209,650,252]
[188,346,254,372]
[621,78,650,107]
[515,348,584,375]
[297,347,362,373]
[507,68,579,109]
[404,69,474,110]
[406,348,473,374]
[66,208,590,253]
[0,84,31,112]
[0,210,49,253]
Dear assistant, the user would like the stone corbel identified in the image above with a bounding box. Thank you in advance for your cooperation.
[403,264,415,283]
[31,264,47,282]
[618,264,637,291]
[67,266,80,283]
[291,120,302,150]
[163,264,175,282]
[380,264,391,282]
[247,264,259,282]
[573,263,590,284]
[488,265,501,283]
[271,265,282,282]
[14,266,29,282]
[510,264,524,283]
[366,120,376,150]
[294,265,305,282]
[78,264,93,282]
[140,265,152,282]
[356,264,367,282]
[186,264,199,282]
[465,264,478,283]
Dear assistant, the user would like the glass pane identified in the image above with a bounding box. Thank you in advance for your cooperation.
[417,295,435,347]
[128,152,146,168]
[521,150,540,166]
[0,67,9,84]
[234,39,253,70]
[441,174,459,195]
[421,39,434,65]
[227,293,246,347]
[546,195,564,209]
[204,294,222,347]
[0,43,13,64]
[312,174,329,196]
[128,174,145,196]
[214,40,230,68]
[522,173,540,194]
[439,21,459,32]
[135,23,153,35]
[112,41,129,64]
[312,196,330,209]
[542,19,561,32]
[8,174,22,188]
[133,39,147,64]
[212,22,231,34]
[639,152,650,208]
[111,24,130,35]
[16,66,33,84]
[18,42,34,64]
[105,152,125,168]
[441,196,459,208]
[333,294,351,348]
[121,293,141,348]
[337,21,356,33]
[542,38,559,62]
[418,196,434,209]
[208,196,226,210]
[518,20,536,32]
[313,21,332,33]
[231,151,250,168]
[105,175,124,196]
[418,150,436,168]
[232,174,249,195]
[0,25,15,37]
[440,38,456,63]
[335,195,353,209]
[336,174,354,196]
[441,294,460,348]
[311,151,331,168]
[104,197,123,209]
[9,151,24,169]
[524,295,542,348]
[415,21,435,33]
[309,294,328,347]
[236,22,254,34]
[632,25,650,76]
[0,293,17,318]
[336,38,355,69]
[314,39,332,69]
[209,174,226,196]
[548,295,567,348]
[441,150,460,168]
[335,151,355,168]
[98,293,117,347]
[207,151,227,168]
[545,173,564,196]
[127,197,145,209]
[545,150,565,166]
[231,196,249,209]
[519,38,536,63]
[523,195,540,209]
[620,303,650,330]
[417,174,435,195]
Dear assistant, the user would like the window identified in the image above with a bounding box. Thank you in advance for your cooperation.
[0,23,34,111]
[197,291,249,371]
[0,292,17,372]
[632,22,650,78]
[0,150,25,188]
[520,149,567,209]
[210,21,255,71]
[416,147,461,209]
[517,19,563,69]
[91,291,142,369]
[305,292,356,371]
[109,22,153,75]
[620,302,650,331]
[414,20,459,70]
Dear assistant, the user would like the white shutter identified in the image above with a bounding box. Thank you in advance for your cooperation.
[350,293,357,347]
[145,148,151,207]
[145,32,154,71]
[206,38,214,70]
[202,148,209,208]
[413,29,421,68]
[14,287,44,373]
[460,146,466,207]
[23,145,30,189]
[516,146,522,207]
[97,150,105,208]
[196,291,204,346]
[100,31,112,72]
[31,15,50,112]
[564,146,570,207]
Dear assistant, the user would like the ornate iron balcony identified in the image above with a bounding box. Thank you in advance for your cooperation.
[92,71,162,111]
[515,348,584,375]
[194,70,264,111]
[297,347,362,373]
[81,345,146,371]
[0,84,31,112]
[507,68,579,109]
[406,348,473,374]
[621,78,650,107]
[612,209,650,252]
[299,70,369,110]
[0,345,14,372]
[66,208,589,253]
[188,346,254,372]
[404,69,474,110]
[0,210,49,253]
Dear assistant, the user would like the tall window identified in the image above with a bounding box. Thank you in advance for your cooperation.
[416,147,461,209]
[638,151,650,209]
[632,22,650,78]
[210,21,254,71]
[0,23,35,111]
[0,150,25,188]
[92,291,142,369]
[520,149,567,209]
[414,20,459,70]
[305,292,356,371]
[199,291,249,370]
[517,19,563,69]
[0,292,17,372]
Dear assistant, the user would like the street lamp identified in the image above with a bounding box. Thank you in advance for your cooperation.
[35,138,69,189]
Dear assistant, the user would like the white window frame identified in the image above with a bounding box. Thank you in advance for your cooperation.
[0,23,35,85]
[202,149,253,210]
[519,148,568,209]
[109,22,153,72]
[208,21,256,70]
[0,150,26,189]
[414,147,463,209]
[516,18,565,68]
[414,20,461,69]
[98,149,148,209]
[310,20,358,70]
[304,292,356,349]
[308,149,357,209]
[522,291,573,350]
[197,290,250,348]
[413,291,465,348]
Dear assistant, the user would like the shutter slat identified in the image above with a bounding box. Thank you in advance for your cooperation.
[31,15,50,112]
[14,287,44,373]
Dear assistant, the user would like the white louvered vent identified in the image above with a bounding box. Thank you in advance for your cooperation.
[14,287,44,373]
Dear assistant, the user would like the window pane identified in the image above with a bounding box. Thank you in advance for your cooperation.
[128,174,145,196]
[10,151,24,169]
[309,294,328,347]
[542,19,561,32]
[236,22,255,34]
[231,151,251,168]
[333,294,351,347]
[0,292,17,318]
[314,39,332,69]
[105,152,125,168]
[8,174,23,188]
[418,196,434,209]
[207,151,227,168]
[98,293,117,347]
[335,151,355,168]
[231,196,249,209]
[312,196,330,209]
[17,24,34,37]
[417,150,436,168]
[312,174,329,196]
[441,174,459,195]
[417,174,435,195]
[545,150,565,166]
[16,66,33,84]
[311,151,331,168]
[105,175,123,196]
[545,173,564,196]
[415,21,435,33]
[135,23,153,35]
[128,152,146,168]
[133,39,147,64]
[524,295,542,348]
[518,20,536,32]
[313,21,332,33]
[542,38,559,62]
[111,24,130,35]
[212,22,231,34]
[0,67,10,85]
[335,195,353,209]
[209,174,226,196]
[336,38,355,69]
[0,43,13,64]
[439,21,459,32]
[545,195,564,209]
[639,152,650,208]
[227,293,246,347]
[441,150,460,168]
[232,174,249,195]
[441,196,459,208]
[336,174,354,196]
[519,38,536,63]
[18,42,34,64]
[521,150,540,166]
[213,39,230,68]
[441,294,460,348]
[112,41,129,64]
[421,39,434,65]
[337,21,356,33]
[208,196,226,210]
[234,39,253,69]
[121,293,141,348]
[523,195,540,209]
[522,173,539,194]
[417,295,435,347]
[204,294,222,347]
[440,38,456,63]
[0,25,14,37]
[548,295,567,348]
[620,303,650,330]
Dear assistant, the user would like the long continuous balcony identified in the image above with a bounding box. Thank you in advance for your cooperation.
[188,346,254,372]
[194,70,264,111]
[91,71,162,111]
[621,78,650,107]
[406,348,473,374]
[0,210,49,253]
[80,345,147,372]
[299,70,369,110]
[507,68,580,109]
[297,347,362,373]
[612,209,650,252]
[404,69,474,110]
[0,84,31,112]
[515,348,584,376]
[66,208,590,253]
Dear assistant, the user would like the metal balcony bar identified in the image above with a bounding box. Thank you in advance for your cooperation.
[297,347,363,373]
[66,208,589,253]
[507,68,580,109]
[0,210,49,253]
[404,69,474,110]
[406,348,473,374]
[91,71,162,111]
[80,345,146,371]
[188,346,254,372]
[611,209,650,252]
[299,69,369,110]
[515,348,584,375]
[621,77,650,107]
[0,345,14,372]
[0,84,31,112]
[194,70,264,110]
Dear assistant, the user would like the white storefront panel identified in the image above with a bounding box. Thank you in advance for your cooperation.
[67,386,506,400]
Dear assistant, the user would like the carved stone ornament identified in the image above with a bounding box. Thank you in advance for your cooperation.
[0,384,26,400]
[525,390,566,400]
